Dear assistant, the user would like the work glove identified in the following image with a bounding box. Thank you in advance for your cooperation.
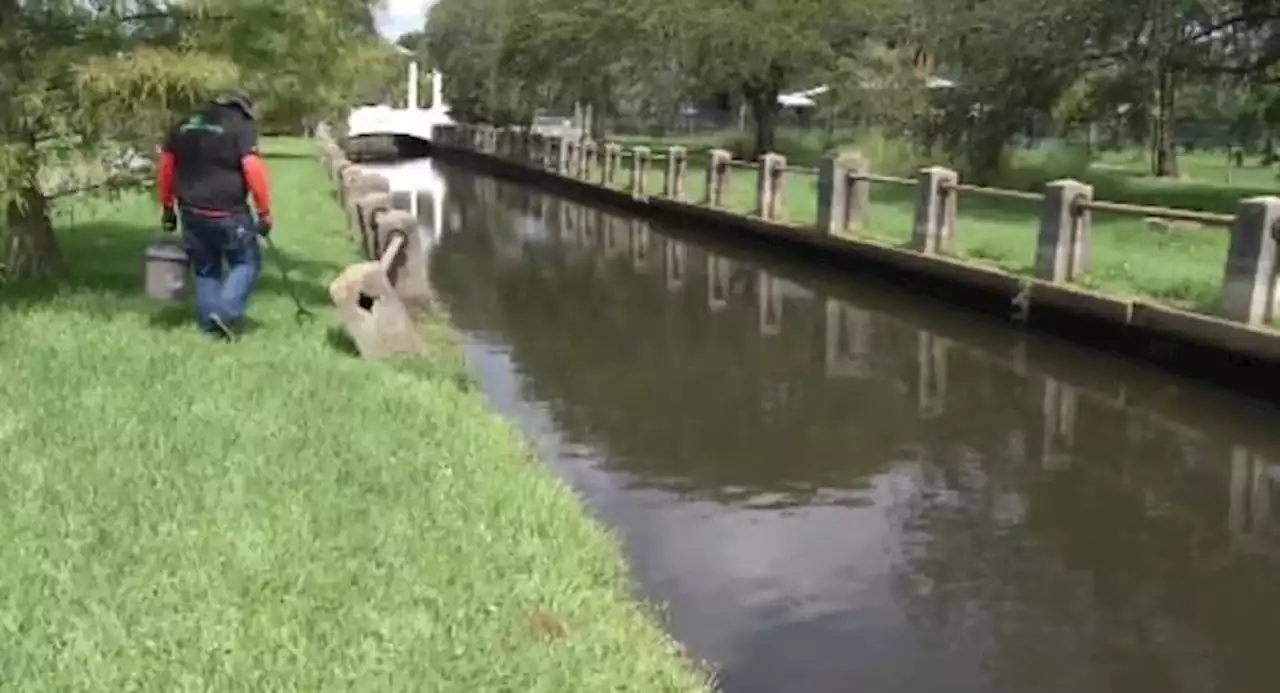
[257,213,273,238]
[161,206,177,233]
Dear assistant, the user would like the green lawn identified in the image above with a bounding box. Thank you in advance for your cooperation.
[0,138,709,692]
[597,138,1276,313]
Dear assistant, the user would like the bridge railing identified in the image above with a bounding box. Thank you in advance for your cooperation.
[434,123,1280,331]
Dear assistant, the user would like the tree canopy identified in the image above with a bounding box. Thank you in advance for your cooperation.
[1,0,408,281]
[422,0,1280,176]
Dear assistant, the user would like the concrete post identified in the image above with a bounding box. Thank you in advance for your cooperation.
[581,141,598,181]
[630,146,651,196]
[603,143,622,186]
[1219,196,1280,324]
[911,166,957,254]
[1034,179,1094,282]
[542,136,558,171]
[576,137,590,177]
[817,153,869,235]
[755,153,786,221]
[563,140,578,176]
[705,149,731,207]
[664,146,687,200]
[557,138,572,174]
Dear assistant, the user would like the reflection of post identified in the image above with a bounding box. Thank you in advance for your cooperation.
[586,209,605,250]
[707,255,731,311]
[664,238,686,291]
[824,298,872,377]
[558,197,575,246]
[1038,376,1077,471]
[577,206,593,247]
[1228,446,1274,555]
[630,219,650,272]
[916,332,949,418]
[447,202,462,235]
[757,270,782,336]
[543,198,559,242]
[604,215,627,258]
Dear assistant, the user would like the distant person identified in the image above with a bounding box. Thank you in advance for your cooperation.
[156,90,273,340]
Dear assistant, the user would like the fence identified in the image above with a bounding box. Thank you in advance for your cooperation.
[435,123,1280,330]
[317,135,431,359]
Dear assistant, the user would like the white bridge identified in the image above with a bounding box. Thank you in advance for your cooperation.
[346,58,453,142]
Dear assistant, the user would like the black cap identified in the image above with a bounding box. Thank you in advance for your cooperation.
[213,90,255,119]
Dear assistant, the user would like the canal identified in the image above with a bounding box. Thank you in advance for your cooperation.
[366,158,1280,693]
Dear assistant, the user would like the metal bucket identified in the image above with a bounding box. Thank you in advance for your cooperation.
[144,238,189,302]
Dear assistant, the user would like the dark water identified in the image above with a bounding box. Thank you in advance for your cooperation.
[367,159,1280,693]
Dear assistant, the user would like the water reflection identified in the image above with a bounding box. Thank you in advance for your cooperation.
[358,158,449,250]
[427,168,1280,693]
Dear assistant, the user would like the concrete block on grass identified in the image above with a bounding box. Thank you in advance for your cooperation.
[328,261,424,360]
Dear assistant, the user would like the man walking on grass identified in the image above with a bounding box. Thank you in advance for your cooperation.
[157,90,274,340]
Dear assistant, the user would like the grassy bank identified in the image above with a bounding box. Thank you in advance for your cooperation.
[605,132,1274,312]
[0,138,709,691]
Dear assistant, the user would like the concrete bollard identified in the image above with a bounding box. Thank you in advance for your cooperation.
[817,153,869,236]
[1219,196,1280,324]
[557,138,572,175]
[582,141,598,181]
[542,136,559,171]
[705,149,731,207]
[328,257,424,359]
[664,146,687,200]
[1035,179,1093,283]
[564,140,578,177]
[911,166,958,254]
[755,153,786,221]
[630,147,651,196]
[527,133,541,165]
[330,156,352,186]
[373,210,431,309]
[603,143,622,186]
[351,192,393,259]
[340,170,388,210]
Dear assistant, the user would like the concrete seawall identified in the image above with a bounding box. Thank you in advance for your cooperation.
[425,139,1280,405]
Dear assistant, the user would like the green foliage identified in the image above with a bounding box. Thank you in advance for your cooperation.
[0,0,405,280]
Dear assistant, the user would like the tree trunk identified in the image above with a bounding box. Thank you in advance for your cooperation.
[4,183,63,281]
[1152,62,1180,177]
[748,91,779,160]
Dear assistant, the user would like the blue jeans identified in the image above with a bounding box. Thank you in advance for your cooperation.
[181,209,262,331]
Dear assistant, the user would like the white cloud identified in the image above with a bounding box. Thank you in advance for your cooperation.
[375,0,438,40]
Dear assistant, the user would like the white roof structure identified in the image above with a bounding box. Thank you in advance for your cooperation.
[778,76,957,108]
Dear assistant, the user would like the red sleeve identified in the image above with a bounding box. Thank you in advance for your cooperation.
[157,149,176,208]
[241,153,271,217]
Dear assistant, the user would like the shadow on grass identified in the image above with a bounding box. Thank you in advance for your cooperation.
[324,325,359,356]
[2,219,341,328]
[261,150,315,161]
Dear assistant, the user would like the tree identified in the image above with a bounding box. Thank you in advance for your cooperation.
[0,0,393,282]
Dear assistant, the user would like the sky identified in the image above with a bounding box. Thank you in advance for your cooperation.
[375,0,436,40]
